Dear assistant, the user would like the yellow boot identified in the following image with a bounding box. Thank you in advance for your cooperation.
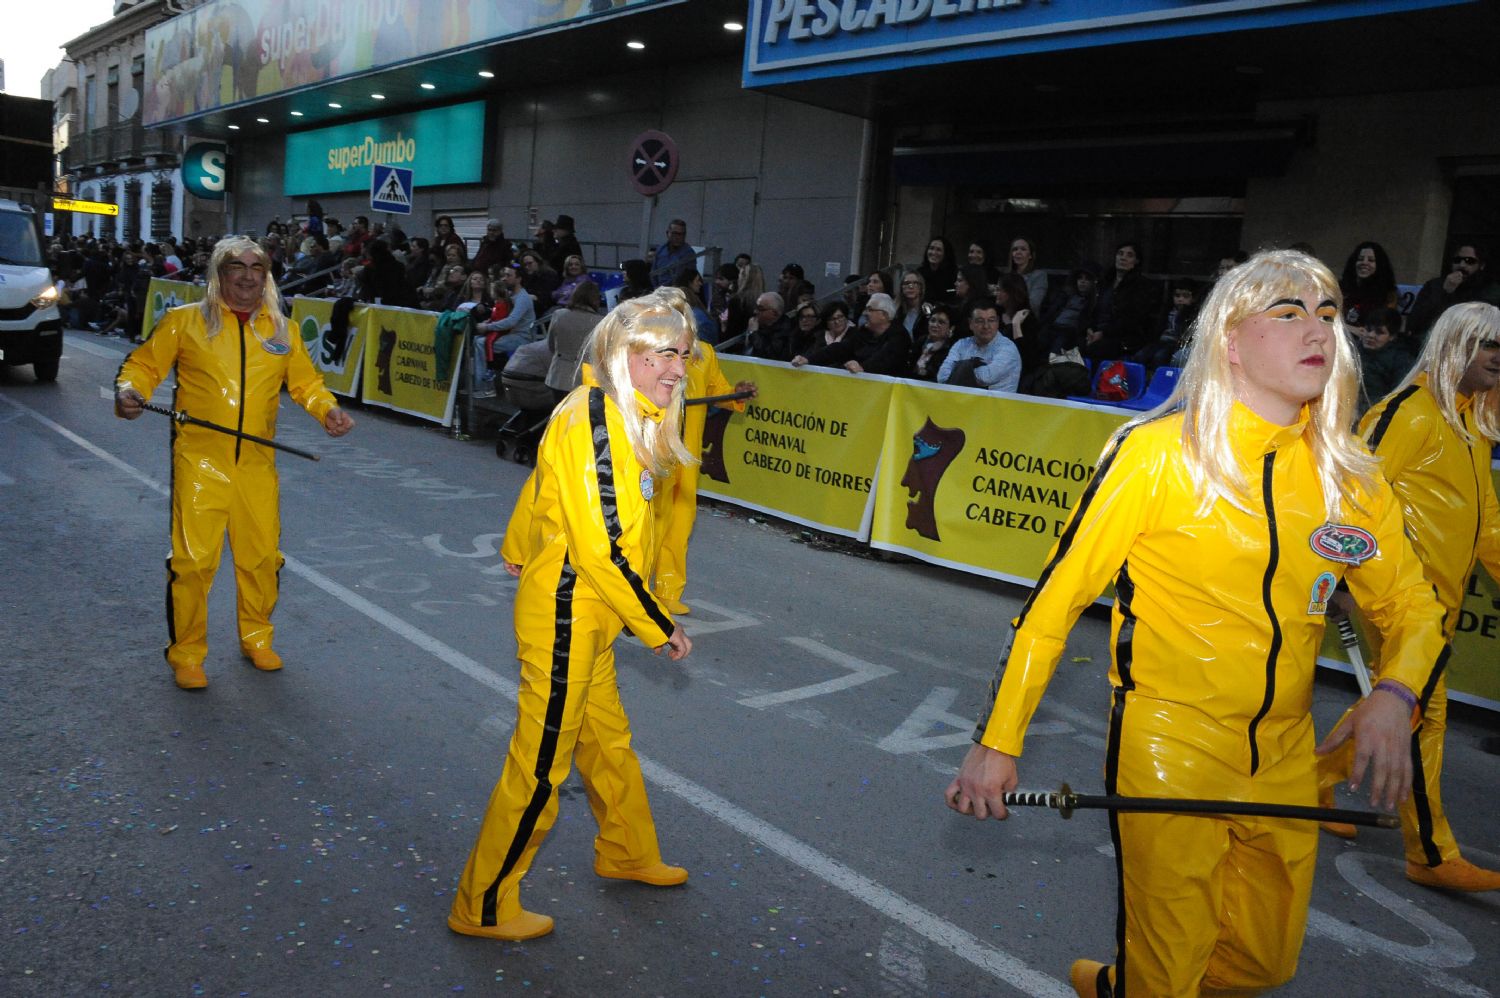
[1069,959,1113,997]
[242,646,282,672]
[1406,857,1500,892]
[447,909,553,941]
[1317,786,1357,840]
[172,663,207,690]
[594,860,688,886]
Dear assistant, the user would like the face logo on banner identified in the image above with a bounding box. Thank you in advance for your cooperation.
[700,408,734,484]
[900,417,966,541]
[375,326,398,396]
[151,289,183,328]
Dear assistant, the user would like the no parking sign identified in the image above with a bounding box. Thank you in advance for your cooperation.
[629,130,679,196]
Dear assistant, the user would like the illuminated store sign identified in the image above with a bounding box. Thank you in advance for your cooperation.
[283,101,486,195]
[745,0,1472,84]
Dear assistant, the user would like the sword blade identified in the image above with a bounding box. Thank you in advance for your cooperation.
[140,401,321,461]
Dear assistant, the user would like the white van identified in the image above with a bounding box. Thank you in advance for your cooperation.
[0,199,62,382]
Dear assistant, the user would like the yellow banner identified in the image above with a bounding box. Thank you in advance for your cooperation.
[51,196,117,216]
[870,385,1128,582]
[701,357,893,537]
[358,305,462,425]
[140,279,205,341]
[290,296,366,398]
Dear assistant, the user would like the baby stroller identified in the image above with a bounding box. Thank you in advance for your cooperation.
[495,337,556,464]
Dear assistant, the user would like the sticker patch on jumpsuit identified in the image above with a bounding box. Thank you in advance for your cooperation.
[1307,571,1336,615]
[1308,523,1377,565]
[259,338,290,355]
[639,470,654,501]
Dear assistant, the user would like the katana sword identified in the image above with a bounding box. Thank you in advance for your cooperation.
[140,401,321,462]
[685,389,756,407]
[1000,782,1398,828]
[1335,615,1374,697]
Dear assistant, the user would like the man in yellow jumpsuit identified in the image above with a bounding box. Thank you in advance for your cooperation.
[1318,301,1500,891]
[449,289,696,942]
[945,251,1449,997]
[115,237,354,690]
[652,340,756,614]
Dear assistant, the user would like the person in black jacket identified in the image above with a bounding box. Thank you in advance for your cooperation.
[803,292,910,375]
[1087,241,1159,360]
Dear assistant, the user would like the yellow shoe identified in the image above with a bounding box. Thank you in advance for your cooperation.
[1406,857,1500,892]
[172,664,208,690]
[658,596,690,616]
[447,910,553,941]
[1069,959,1112,997]
[594,860,689,886]
[242,647,282,672]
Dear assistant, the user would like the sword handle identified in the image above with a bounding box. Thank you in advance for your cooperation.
[141,401,187,423]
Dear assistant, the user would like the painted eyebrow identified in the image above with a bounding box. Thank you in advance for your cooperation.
[1316,299,1337,310]
[1266,298,1305,309]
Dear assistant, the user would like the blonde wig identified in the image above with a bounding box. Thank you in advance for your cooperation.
[582,286,699,476]
[199,236,287,343]
[1394,301,1500,444]
[1124,249,1378,519]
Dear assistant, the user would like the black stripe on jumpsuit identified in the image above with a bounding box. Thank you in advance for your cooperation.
[480,559,577,926]
[587,388,674,639]
[1247,453,1282,776]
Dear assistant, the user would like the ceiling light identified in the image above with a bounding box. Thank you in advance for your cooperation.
[227,124,240,130]
[256,117,269,123]
[289,110,304,116]
[724,21,744,31]
[626,40,645,50]
[420,82,436,90]
[478,70,495,79]
[371,93,386,100]
[328,102,342,108]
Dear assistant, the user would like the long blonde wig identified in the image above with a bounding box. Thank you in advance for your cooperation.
[1124,249,1378,519]
[583,287,699,477]
[1394,301,1500,444]
[199,236,287,342]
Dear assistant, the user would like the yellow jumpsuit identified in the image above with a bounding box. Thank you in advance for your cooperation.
[116,303,338,673]
[1321,373,1500,867]
[653,342,746,604]
[976,403,1447,997]
[451,386,679,931]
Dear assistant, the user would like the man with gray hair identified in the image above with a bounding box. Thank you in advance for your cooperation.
[746,291,794,360]
[472,219,513,275]
[114,236,354,690]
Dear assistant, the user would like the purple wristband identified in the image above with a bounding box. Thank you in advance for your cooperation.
[1374,679,1418,712]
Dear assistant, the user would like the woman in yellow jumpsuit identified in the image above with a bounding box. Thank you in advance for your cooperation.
[1318,301,1500,890]
[945,251,1449,997]
[652,339,756,614]
[449,288,697,942]
[114,236,353,690]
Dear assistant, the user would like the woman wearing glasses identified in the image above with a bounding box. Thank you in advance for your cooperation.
[897,271,930,344]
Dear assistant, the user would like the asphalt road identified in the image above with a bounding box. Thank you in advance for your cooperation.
[2,329,1497,997]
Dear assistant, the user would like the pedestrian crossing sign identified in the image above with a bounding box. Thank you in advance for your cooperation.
[370,164,414,215]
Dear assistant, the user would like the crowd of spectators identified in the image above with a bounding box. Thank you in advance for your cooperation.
[43,211,1500,412]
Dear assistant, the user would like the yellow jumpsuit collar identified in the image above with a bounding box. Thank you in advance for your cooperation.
[1227,399,1312,456]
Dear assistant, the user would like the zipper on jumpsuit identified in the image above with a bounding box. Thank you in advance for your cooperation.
[235,316,247,463]
[1247,451,1282,776]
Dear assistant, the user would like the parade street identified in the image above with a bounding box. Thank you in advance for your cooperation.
[3,330,1497,997]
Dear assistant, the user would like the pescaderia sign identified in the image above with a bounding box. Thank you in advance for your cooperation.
[283,101,484,195]
[745,0,1472,83]
[144,0,663,126]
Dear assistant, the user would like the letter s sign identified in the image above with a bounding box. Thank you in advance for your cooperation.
[182,142,228,201]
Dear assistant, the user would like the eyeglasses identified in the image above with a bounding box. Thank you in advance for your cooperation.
[1452,255,1479,265]
[223,262,267,276]
[901,281,920,287]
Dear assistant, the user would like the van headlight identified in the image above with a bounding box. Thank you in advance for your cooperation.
[30,286,60,309]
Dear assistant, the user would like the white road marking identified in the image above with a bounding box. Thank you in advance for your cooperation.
[67,337,129,359]
[7,391,1071,997]
[879,687,1075,755]
[1305,852,1486,997]
[738,637,897,708]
